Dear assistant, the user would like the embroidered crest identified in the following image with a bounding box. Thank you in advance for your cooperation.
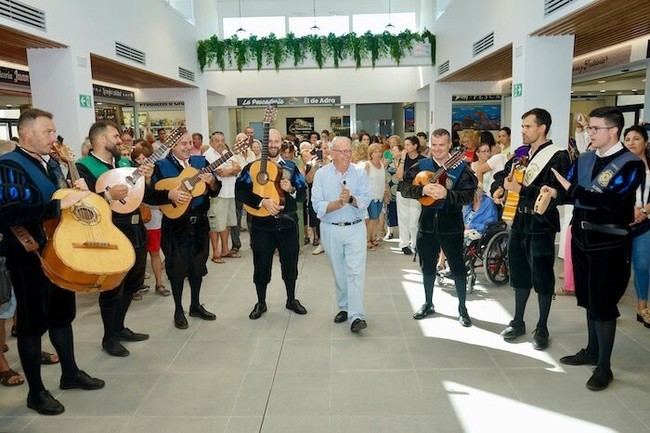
[597,169,614,187]
[445,177,454,189]
[523,164,539,186]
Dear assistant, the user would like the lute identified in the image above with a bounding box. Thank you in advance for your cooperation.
[412,151,466,207]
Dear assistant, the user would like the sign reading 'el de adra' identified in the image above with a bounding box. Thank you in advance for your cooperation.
[237,96,341,107]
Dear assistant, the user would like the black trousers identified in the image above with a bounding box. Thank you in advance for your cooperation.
[417,230,465,280]
[508,230,556,294]
[230,200,243,250]
[250,222,299,292]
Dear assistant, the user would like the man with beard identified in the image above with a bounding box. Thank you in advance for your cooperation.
[235,128,308,320]
[0,109,104,415]
[492,108,571,350]
[76,121,153,357]
[149,132,219,329]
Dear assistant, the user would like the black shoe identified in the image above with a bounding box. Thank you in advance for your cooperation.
[560,349,597,366]
[586,367,613,391]
[334,311,348,323]
[117,327,150,342]
[102,339,130,357]
[402,246,413,256]
[249,302,267,320]
[532,327,549,351]
[304,237,311,246]
[500,321,526,341]
[351,318,367,333]
[174,311,189,329]
[189,305,216,321]
[27,390,65,415]
[458,311,472,327]
[60,370,105,390]
[413,304,435,320]
[286,299,308,315]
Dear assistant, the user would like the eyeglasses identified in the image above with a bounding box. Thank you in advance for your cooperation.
[332,149,352,154]
[586,125,615,132]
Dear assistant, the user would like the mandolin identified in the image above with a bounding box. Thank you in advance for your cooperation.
[412,151,466,207]
[155,137,251,219]
[41,144,135,292]
[95,127,186,214]
[502,156,528,222]
[244,105,283,218]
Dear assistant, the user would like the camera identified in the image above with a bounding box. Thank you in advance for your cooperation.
[315,149,323,161]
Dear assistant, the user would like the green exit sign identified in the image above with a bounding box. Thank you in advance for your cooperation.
[79,94,92,108]
[513,83,523,98]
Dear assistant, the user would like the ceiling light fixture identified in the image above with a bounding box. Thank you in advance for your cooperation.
[235,0,246,36]
[599,90,606,93]
[597,80,606,84]
[385,0,395,30]
[310,0,320,32]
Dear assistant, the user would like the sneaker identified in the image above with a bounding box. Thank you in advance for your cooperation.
[312,244,324,255]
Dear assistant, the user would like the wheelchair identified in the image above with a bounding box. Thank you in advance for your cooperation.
[437,221,510,292]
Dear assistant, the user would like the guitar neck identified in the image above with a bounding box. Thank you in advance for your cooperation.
[185,151,235,188]
[68,159,81,183]
[260,122,270,174]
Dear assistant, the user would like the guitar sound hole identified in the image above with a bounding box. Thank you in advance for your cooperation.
[72,205,100,225]
[256,172,269,185]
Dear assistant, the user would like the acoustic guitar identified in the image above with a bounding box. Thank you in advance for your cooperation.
[244,105,283,218]
[502,156,528,222]
[41,144,135,292]
[412,151,466,207]
[95,127,186,214]
[156,137,251,219]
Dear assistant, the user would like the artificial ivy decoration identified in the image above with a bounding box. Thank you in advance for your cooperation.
[197,30,435,72]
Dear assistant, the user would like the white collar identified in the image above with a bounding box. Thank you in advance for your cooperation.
[91,152,114,167]
[596,142,623,158]
[173,154,188,166]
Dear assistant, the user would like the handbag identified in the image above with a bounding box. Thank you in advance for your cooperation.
[0,256,12,306]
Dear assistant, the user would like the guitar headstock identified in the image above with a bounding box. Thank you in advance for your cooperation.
[165,126,187,149]
[232,135,251,154]
[443,151,465,170]
[52,142,76,163]
[263,104,277,125]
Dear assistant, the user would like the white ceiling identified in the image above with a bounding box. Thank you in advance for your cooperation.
[214,0,424,18]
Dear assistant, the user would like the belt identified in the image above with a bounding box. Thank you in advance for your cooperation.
[580,221,629,236]
[518,206,536,215]
[326,219,362,227]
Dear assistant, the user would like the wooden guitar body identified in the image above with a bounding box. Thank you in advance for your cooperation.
[502,167,525,222]
[41,189,135,292]
[155,166,207,219]
[413,170,447,207]
[95,167,144,214]
[244,159,284,217]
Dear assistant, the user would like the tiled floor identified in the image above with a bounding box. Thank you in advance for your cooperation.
[1,234,649,433]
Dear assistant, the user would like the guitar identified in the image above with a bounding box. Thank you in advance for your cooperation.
[502,156,529,222]
[244,105,283,218]
[412,151,466,207]
[95,127,186,214]
[155,137,251,219]
[41,144,135,292]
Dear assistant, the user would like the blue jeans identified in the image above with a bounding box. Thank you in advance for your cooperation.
[632,229,650,301]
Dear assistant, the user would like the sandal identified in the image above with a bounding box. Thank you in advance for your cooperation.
[132,291,144,301]
[2,344,7,353]
[224,251,241,258]
[155,285,171,297]
[40,351,59,365]
[367,242,377,251]
[211,256,225,264]
[0,369,24,387]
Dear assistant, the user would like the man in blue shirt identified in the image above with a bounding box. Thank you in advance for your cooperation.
[311,136,371,333]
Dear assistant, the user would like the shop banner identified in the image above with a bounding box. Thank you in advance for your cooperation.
[286,117,315,136]
[137,101,185,111]
[0,67,30,87]
[93,84,135,102]
[237,96,340,107]
[572,45,631,77]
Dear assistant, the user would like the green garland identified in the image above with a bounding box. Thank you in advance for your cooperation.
[197,30,435,72]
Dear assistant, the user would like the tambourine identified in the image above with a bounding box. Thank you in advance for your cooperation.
[534,189,553,215]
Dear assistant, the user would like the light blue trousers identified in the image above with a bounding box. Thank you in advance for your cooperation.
[632,229,650,301]
[320,222,367,322]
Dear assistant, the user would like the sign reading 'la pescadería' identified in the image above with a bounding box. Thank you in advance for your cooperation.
[237,96,341,107]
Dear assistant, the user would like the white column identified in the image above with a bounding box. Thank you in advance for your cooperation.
[510,35,575,150]
[414,102,428,134]
[27,47,95,153]
[644,58,650,123]
[349,103,357,135]
[137,86,210,139]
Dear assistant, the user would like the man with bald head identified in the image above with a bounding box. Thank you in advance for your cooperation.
[311,136,371,333]
[236,128,308,320]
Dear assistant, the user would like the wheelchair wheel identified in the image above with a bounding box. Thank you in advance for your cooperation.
[483,231,509,285]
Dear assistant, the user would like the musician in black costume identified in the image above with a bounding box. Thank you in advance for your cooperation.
[401,128,477,327]
[0,109,104,415]
[235,128,308,320]
[544,106,645,390]
[76,121,152,357]
[491,108,571,350]
[149,132,219,329]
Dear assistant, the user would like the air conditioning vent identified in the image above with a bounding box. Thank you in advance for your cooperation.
[0,0,46,30]
[438,60,450,75]
[544,0,577,16]
[178,67,195,82]
[473,32,494,57]
[115,42,146,65]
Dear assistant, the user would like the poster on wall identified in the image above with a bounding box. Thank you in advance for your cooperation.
[330,116,350,137]
[451,103,501,130]
[404,105,415,133]
[286,117,315,138]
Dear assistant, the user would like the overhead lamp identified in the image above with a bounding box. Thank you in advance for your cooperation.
[597,80,606,84]
[599,90,606,93]
[385,0,395,30]
[235,0,246,36]
[309,0,320,32]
